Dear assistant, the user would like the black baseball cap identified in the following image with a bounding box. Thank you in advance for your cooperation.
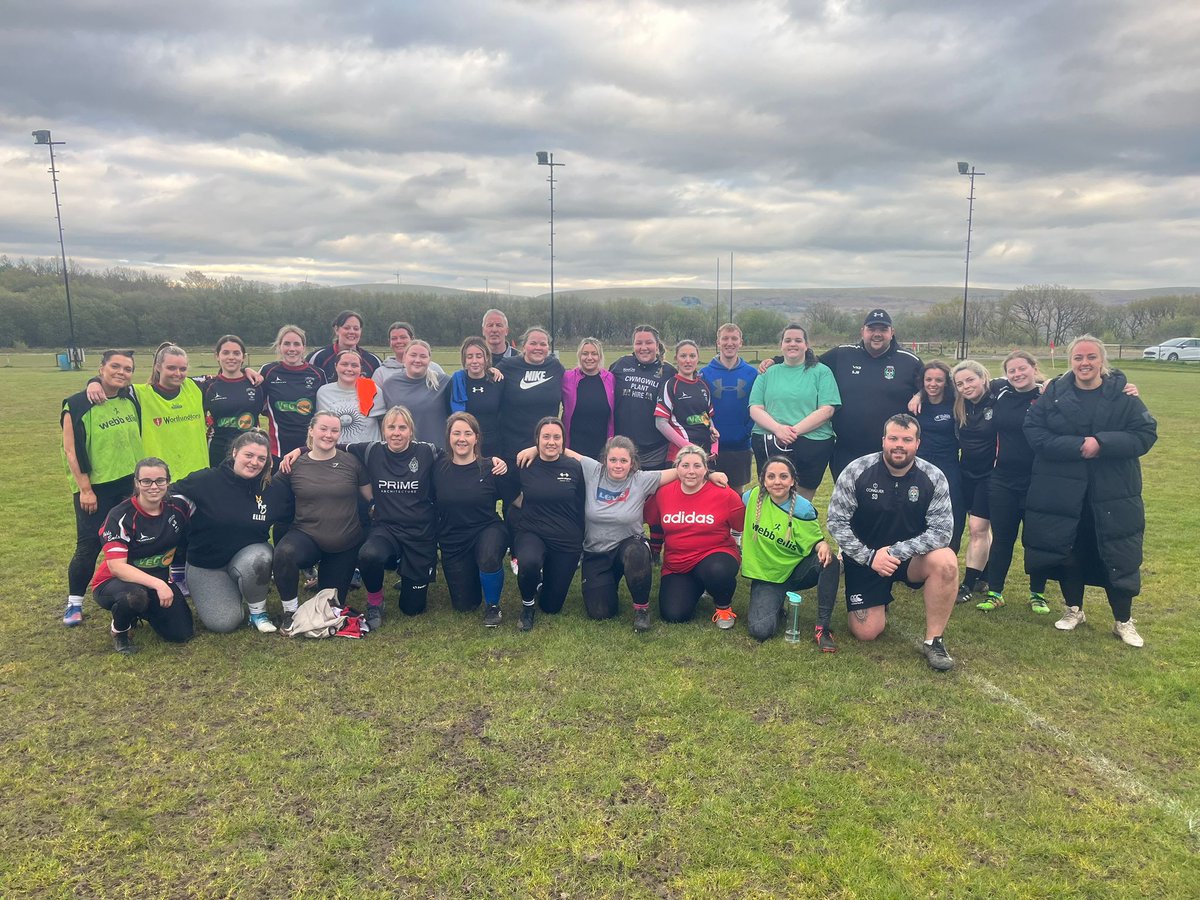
[863,308,893,327]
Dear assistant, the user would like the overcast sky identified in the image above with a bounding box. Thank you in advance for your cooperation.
[3,0,1198,293]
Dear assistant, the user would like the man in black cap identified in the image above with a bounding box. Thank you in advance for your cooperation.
[819,309,923,479]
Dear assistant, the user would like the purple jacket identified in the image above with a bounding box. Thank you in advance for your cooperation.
[561,368,615,449]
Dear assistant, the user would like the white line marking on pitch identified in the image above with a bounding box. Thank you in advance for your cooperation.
[896,627,1198,835]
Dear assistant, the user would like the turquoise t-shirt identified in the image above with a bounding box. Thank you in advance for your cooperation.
[748,361,841,441]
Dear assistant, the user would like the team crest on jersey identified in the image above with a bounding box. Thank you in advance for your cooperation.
[908,486,920,502]
[304,377,316,389]
[153,417,164,426]
[984,408,994,420]
[884,365,895,380]
[246,388,257,401]
[408,457,420,473]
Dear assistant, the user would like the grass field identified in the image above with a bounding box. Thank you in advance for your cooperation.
[1,351,1197,898]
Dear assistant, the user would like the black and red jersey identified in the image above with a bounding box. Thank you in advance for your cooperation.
[655,373,715,458]
[202,374,266,464]
[260,361,325,457]
[91,495,191,589]
[307,344,384,380]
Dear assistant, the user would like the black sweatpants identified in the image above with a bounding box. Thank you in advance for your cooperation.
[68,476,133,597]
[93,578,194,643]
[659,552,739,623]
[513,531,579,614]
[273,530,360,605]
[440,522,508,612]
[581,536,654,620]
[987,480,1045,596]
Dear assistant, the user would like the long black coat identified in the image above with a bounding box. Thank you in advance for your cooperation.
[1022,371,1156,593]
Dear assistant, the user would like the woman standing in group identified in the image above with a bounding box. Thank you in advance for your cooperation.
[203,334,265,467]
[610,325,676,471]
[374,321,446,387]
[449,337,504,458]
[260,325,325,462]
[740,456,841,649]
[316,349,385,443]
[173,430,288,634]
[379,340,452,450]
[511,417,586,632]
[498,327,565,461]
[645,444,746,629]
[272,412,370,625]
[911,361,964,552]
[435,412,510,626]
[975,351,1051,614]
[1023,337,1156,647]
[307,310,383,380]
[748,324,841,501]
[90,457,194,653]
[561,337,614,461]
[656,339,718,463]
[950,360,998,604]
[61,349,142,627]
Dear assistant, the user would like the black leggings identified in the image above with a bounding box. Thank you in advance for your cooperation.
[273,530,360,605]
[987,481,1045,595]
[513,532,579,614]
[93,578,194,643]
[659,552,739,623]
[581,536,654,620]
[440,522,508,612]
[68,477,133,596]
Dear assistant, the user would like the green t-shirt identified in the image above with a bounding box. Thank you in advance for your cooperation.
[134,381,209,480]
[739,486,824,582]
[61,390,143,491]
[748,361,841,441]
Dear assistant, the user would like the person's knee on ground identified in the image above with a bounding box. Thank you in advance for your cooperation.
[847,606,886,640]
[620,540,653,607]
[398,577,430,616]
[356,537,393,593]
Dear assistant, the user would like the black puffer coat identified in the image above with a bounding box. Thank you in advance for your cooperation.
[1022,371,1156,593]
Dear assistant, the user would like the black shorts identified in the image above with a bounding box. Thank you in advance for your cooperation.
[712,448,752,489]
[752,434,834,491]
[843,555,925,611]
[364,525,437,583]
[961,471,991,519]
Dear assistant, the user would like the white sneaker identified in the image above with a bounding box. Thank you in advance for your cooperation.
[1113,619,1144,648]
[1054,606,1086,631]
[249,612,278,633]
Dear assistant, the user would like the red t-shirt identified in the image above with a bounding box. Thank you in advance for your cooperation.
[644,480,744,575]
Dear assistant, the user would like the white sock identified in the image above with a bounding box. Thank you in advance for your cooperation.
[248,601,267,616]
[67,595,84,607]
[282,598,299,613]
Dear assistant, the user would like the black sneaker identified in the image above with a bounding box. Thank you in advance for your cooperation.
[633,607,650,632]
[281,611,295,632]
[814,625,838,653]
[923,636,954,671]
[519,605,535,632]
[484,605,502,628]
[955,583,974,605]
[111,629,138,655]
[365,606,382,632]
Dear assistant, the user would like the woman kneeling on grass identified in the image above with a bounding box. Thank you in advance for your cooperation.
[172,430,289,634]
[645,444,746,629]
[517,435,727,632]
[272,412,371,628]
[435,412,510,626]
[741,456,842,650]
[91,458,194,654]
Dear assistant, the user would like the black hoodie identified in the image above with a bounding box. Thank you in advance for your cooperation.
[173,462,291,568]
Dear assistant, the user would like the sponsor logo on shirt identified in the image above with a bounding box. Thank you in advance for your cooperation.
[378,480,420,491]
[253,495,267,522]
[596,485,630,504]
[848,592,865,607]
[97,414,138,430]
[662,511,715,524]
[151,412,204,427]
[865,482,884,500]
[557,471,574,482]
[132,547,176,569]
[275,399,314,415]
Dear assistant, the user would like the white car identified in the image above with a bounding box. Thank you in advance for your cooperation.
[1143,337,1200,361]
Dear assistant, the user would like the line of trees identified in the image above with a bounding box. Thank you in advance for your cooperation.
[3,257,1197,352]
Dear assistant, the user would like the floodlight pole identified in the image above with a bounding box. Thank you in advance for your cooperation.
[957,161,985,360]
[33,129,79,368]
[536,151,565,354]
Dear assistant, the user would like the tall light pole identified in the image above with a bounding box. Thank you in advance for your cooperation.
[956,161,985,360]
[33,129,80,368]
[536,151,565,355]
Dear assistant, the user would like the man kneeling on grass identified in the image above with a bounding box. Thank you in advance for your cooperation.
[826,414,959,671]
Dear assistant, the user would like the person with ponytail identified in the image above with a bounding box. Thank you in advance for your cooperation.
[316,349,385,443]
[172,430,290,633]
[260,325,326,463]
[90,457,194,653]
[306,310,383,379]
[610,324,676,470]
[740,456,841,649]
[449,337,504,458]
[379,340,453,450]
[203,334,265,467]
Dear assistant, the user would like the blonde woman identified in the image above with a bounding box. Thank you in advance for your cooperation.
[379,340,452,449]
[562,337,614,460]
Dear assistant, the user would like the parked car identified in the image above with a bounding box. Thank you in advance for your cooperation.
[1143,337,1200,361]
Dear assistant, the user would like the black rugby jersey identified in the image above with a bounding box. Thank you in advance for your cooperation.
[516,455,586,553]
[433,456,503,556]
[345,441,440,543]
[203,374,265,464]
[92,495,191,588]
[260,361,325,457]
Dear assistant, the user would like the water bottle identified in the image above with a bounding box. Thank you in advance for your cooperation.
[784,591,803,643]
